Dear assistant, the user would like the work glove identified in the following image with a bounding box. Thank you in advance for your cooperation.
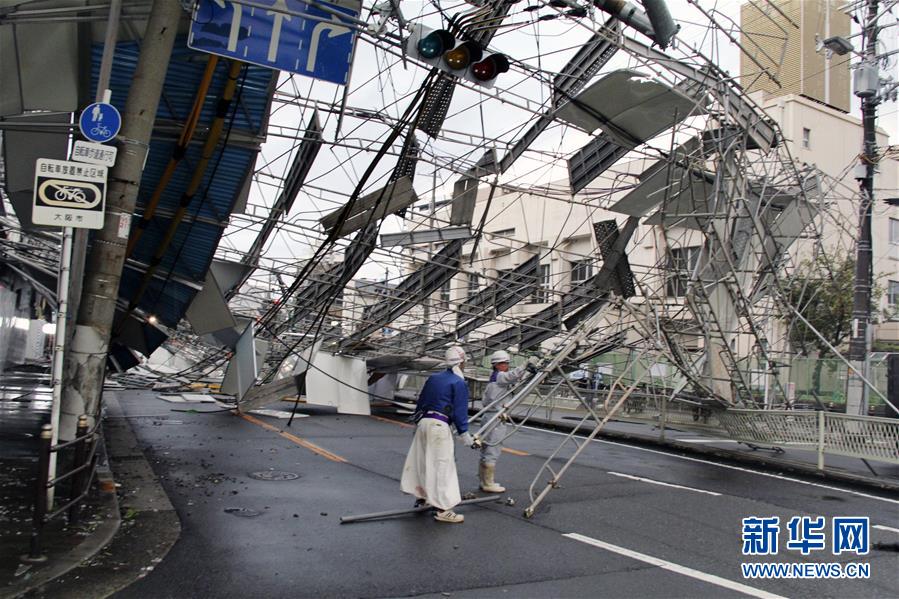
[459,432,474,447]
[526,355,541,374]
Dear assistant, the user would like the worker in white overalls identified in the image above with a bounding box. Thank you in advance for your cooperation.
[478,350,539,493]
[400,346,473,523]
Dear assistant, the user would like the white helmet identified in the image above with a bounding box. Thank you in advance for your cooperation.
[445,345,466,366]
[490,350,511,364]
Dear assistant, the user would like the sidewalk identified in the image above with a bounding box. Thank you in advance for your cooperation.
[0,369,178,599]
[0,368,119,598]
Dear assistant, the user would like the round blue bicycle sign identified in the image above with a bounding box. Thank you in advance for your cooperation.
[79,102,121,143]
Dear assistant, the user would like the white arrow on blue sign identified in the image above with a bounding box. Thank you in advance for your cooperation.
[188,0,360,85]
[79,102,122,144]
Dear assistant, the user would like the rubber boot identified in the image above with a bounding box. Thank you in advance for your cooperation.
[479,462,505,493]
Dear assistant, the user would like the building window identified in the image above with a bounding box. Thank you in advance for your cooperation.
[530,264,551,304]
[890,281,899,307]
[491,228,515,238]
[802,128,811,149]
[890,218,899,245]
[570,259,593,286]
[467,273,480,300]
[439,279,451,308]
[666,246,701,297]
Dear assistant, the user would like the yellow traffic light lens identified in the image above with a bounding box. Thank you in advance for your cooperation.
[444,46,471,70]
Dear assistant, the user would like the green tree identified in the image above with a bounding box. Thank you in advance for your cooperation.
[785,254,880,396]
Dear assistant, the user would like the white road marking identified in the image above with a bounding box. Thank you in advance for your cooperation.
[607,471,722,496]
[677,438,739,443]
[521,425,899,506]
[563,533,786,599]
[873,524,899,534]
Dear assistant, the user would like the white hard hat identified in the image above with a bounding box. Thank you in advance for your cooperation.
[490,350,511,364]
[490,349,512,364]
[445,345,466,366]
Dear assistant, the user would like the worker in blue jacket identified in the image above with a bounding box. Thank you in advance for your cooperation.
[401,345,473,523]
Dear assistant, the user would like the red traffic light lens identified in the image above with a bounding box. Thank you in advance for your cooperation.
[443,41,483,70]
[417,30,455,59]
[471,54,510,81]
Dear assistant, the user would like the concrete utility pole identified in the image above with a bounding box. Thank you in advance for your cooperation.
[846,0,879,416]
[59,0,182,439]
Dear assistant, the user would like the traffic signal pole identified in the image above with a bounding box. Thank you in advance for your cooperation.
[846,0,879,416]
[59,0,182,439]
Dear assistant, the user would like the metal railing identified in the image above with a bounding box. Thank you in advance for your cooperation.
[445,376,899,472]
[26,414,101,561]
[468,378,724,432]
[718,409,899,468]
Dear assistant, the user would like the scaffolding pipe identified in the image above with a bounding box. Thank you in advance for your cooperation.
[340,496,497,524]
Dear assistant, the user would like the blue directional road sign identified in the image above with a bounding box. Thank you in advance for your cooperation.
[79,102,121,143]
[188,0,360,85]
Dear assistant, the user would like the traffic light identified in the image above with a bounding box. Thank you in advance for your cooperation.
[408,24,509,87]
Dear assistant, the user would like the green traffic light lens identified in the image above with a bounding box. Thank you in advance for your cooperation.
[417,34,444,59]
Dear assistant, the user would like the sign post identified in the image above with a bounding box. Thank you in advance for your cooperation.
[46,97,119,507]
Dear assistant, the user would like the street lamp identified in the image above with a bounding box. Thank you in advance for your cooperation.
[821,35,854,56]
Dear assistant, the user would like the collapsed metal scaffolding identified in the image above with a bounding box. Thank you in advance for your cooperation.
[43,0,882,412]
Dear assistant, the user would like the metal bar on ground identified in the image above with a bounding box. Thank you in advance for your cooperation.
[340,495,498,524]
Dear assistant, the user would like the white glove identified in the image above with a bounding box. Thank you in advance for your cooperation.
[459,432,474,446]
[527,355,541,367]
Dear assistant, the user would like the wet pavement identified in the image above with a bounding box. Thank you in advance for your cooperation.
[0,368,52,458]
[0,367,117,598]
[49,389,899,598]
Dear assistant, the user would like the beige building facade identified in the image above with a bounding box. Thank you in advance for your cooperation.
[740,0,851,113]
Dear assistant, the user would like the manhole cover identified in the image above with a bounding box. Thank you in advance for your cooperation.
[248,470,300,481]
[224,507,261,517]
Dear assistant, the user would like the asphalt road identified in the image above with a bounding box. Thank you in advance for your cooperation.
[110,391,898,598]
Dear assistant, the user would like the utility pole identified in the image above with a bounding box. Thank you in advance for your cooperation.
[65,0,124,348]
[59,0,182,439]
[846,0,880,416]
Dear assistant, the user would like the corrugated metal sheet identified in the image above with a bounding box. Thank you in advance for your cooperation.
[95,38,273,349]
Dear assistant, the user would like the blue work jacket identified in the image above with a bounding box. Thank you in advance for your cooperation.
[416,369,469,433]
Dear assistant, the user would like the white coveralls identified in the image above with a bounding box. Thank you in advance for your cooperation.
[480,366,527,465]
[400,368,469,510]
